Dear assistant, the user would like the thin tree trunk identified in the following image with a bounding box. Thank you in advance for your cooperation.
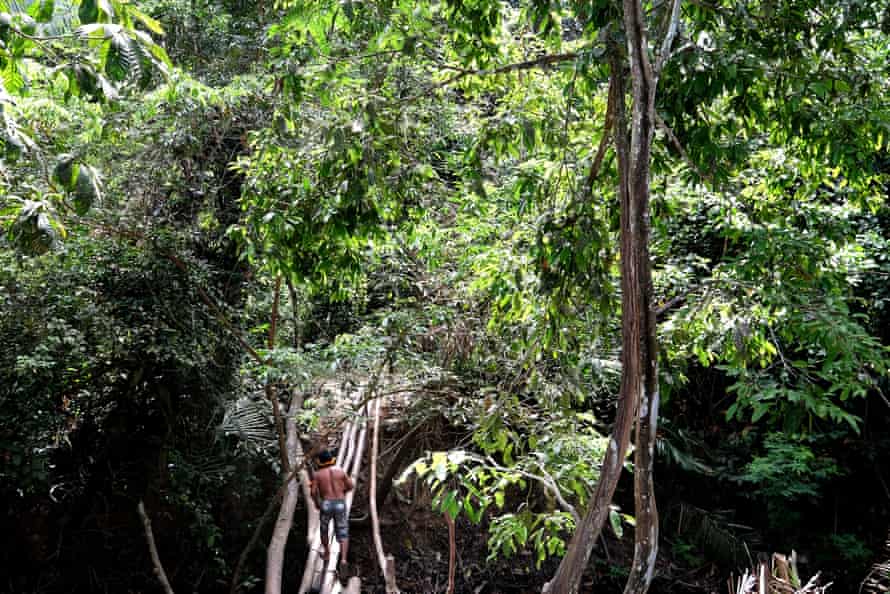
[138,501,175,594]
[369,398,387,572]
[230,464,303,594]
[547,0,663,580]
[369,398,400,593]
[265,392,306,594]
[544,54,637,594]
[286,278,303,349]
[446,512,456,594]
[620,0,660,589]
[234,276,310,594]
[266,276,290,475]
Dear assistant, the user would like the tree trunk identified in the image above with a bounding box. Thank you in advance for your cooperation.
[620,0,660,589]
[265,393,305,594]
[446,512,456,594]
[138,501,176,594]
[286,278,303,349]
[266,276,290,476]
[296,468,321,594]
[546,0,662,587]
[544,52,637,594]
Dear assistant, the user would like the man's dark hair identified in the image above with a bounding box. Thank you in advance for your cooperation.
[317,449,335,466]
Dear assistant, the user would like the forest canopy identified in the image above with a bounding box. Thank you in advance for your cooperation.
[1,0,889,593]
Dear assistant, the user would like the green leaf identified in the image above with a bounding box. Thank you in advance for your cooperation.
[431,451,448,482]
[127,6,163,35]
[100,28,138,82]
[78,0,97,23]
[52,154,77,189]
[133,29,171,68]
[26,0,53,22]
[2,59,25,96]
[71,164,101,214]
[609,507,623,538]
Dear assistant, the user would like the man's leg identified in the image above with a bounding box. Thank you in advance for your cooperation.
[334,502,349,572]
[338,538,349,568]
[319,507,331,560]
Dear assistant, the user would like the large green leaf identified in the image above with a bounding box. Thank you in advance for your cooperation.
[100,26,137,81]
[71,163,100,215]
[127,5,162,35]
[133,29,171,67]
[7,200,55,255]
[26,0,53,23]
[52,153,78,189]
[0,77,13,104]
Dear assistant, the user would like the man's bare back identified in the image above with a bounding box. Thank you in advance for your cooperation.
[313,466,353,501]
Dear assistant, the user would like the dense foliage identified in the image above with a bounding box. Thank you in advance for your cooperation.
[1,0,889,592]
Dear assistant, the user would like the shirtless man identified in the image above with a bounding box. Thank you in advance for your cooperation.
[310,449,354,573]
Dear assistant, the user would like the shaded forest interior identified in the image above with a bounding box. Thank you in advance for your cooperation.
[1,0,890,593]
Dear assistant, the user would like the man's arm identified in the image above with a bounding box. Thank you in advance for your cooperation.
[310,478,321,508]
[342,470,354,493]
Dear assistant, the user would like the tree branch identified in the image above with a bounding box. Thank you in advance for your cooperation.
[655,113,712,182]
[476,455,580,523]
[9,27,66,61]
[654,0,683,77]
[405,52,579,102]
[445,512,456,594]
[585,70,621,194]
[265,276,290,475]
[369,397,400,593]
[138,501,175,594]
[654,293,688,320]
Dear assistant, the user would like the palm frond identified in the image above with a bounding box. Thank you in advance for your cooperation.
[671,503,755,567]
[219,397,276,447]
[657,423,715,475]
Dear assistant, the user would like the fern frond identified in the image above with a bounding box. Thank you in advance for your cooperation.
[656,423,715,475]
[219,397,275,447]
[670,503,754,567]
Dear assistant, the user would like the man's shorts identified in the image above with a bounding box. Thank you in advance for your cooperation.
[320,499,348,542]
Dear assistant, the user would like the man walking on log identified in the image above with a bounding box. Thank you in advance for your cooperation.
[311,449,354,575]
